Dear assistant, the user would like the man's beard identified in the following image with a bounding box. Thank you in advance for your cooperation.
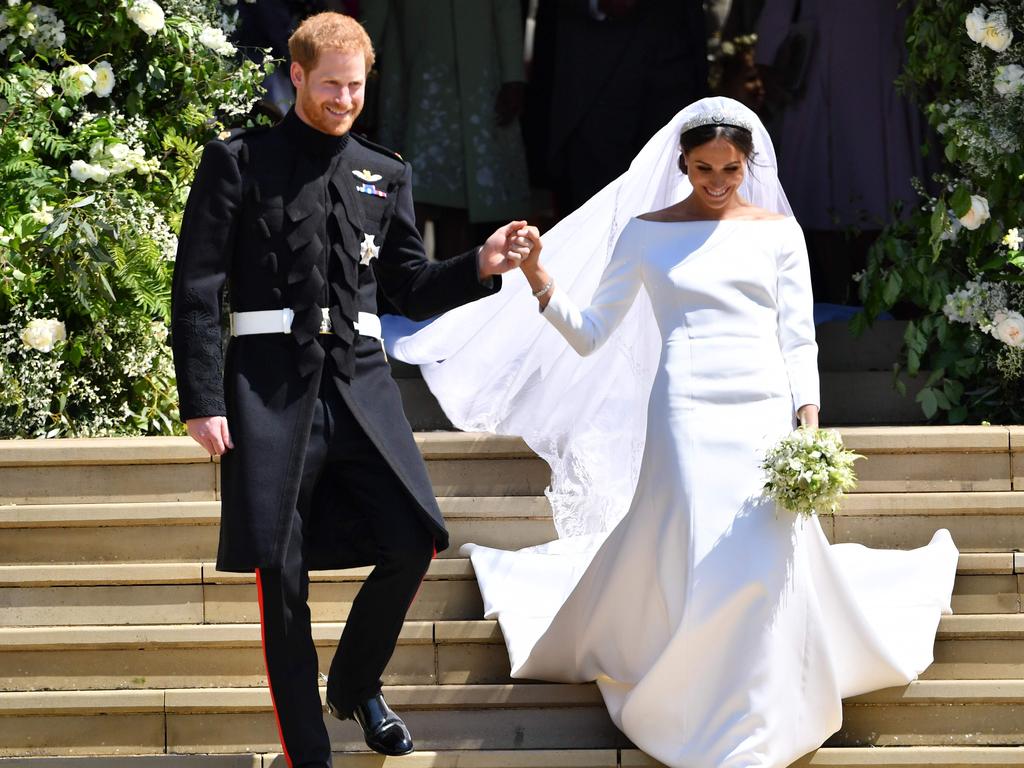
[298,91,358,136]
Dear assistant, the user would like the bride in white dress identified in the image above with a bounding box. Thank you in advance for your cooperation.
[383,98,959,768]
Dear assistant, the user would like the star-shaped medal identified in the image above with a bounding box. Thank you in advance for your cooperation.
[360,232,380,266]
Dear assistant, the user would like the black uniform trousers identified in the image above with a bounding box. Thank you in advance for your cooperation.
[255,358,435,768]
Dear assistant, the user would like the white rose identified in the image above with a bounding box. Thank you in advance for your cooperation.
[981,10,1014,52]
[127,0,164,36]
[34,80,53,98]
[994,64,1024,96]
[966,5,989,42]
[93,60,115,97]
[992,310,1024,348]
[20,318,66,353]
[959,195,991,231]
[198,25,235,56]
[18,136,31,152]
[60,63,96,98]
[70,159,91,182]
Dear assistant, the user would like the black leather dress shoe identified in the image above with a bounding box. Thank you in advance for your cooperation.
[327,693,414,756]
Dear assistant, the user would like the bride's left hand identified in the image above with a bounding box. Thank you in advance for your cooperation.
[797,404,820,428]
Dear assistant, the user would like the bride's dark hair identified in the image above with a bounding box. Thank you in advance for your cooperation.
[678,124,756,174]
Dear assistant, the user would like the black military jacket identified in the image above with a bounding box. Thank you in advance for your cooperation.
[171,110,500,572]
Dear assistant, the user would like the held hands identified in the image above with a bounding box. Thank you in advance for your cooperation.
[478,220,535,277]
[187,416,233,456]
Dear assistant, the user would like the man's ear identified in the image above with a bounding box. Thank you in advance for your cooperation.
[290,61,305,90]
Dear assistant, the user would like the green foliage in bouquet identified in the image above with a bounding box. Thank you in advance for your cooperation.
[0,0,271,436]
[761,428,862,519]
[855,2,1024,423]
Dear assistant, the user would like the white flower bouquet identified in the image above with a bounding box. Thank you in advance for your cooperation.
[761,428,863,518]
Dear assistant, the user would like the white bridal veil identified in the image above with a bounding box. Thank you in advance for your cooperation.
[383,97,793,539]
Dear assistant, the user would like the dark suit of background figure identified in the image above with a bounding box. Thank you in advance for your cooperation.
[171,109,500,765]
[524,0,708,217]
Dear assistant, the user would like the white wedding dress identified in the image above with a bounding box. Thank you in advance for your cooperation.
[460,216,959,768]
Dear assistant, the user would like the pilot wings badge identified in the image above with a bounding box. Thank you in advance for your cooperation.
[352,168,383,183]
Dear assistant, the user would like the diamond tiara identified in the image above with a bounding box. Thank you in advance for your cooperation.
[678,112,753,135]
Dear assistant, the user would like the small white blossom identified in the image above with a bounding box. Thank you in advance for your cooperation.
[994,64,1024,96]
[17,136,32,152]
[34,80,53,98]
[20,318,66,352]
[1004,227,1023,251]
[198,25,235,56]
[59,63,96,98]
[127,0,164,36]
[29,200,53,225]
[93,60,115,97]
[959,195,991,231]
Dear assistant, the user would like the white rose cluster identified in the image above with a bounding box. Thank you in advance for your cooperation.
[71,138,154,183]
[127,0,164,37]
[198,25,236,56]
[966,5,1015,53]
[994,64,1024,97]
[20,318,67,353]
[0,3,65,54]
[944,279,1024,349]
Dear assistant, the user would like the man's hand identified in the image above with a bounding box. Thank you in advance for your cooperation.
[479,220,534,277]
[187,416,234,456]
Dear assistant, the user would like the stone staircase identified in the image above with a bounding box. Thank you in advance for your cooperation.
[0,427,1023,766]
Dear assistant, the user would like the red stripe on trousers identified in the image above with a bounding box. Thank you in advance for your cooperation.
[255,567,294,768]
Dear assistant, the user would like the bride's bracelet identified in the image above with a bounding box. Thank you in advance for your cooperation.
[532,279,554,299]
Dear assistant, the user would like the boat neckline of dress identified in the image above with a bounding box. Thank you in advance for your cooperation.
[633,215,795,224]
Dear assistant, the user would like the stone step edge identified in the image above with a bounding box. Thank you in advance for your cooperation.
[4,492,1023,532]
[0,613,1021,651]
[0,434,535,468]
[0,551,1014,588]
[0,497,555,529]
[2,747,1021,768]
[1,427,1021,469]
[2,680,1024,716]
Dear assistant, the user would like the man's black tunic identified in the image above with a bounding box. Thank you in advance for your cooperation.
[171,110,499,572]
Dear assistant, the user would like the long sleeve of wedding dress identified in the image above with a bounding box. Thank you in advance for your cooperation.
[775,226,821,411]
[541,219,644,356]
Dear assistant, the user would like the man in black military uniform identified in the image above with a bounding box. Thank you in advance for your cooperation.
[171,12,530,765]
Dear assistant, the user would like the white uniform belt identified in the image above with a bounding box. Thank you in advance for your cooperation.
[230,308,382,341]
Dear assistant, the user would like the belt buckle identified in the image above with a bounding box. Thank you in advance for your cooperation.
[319,308,332,335]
